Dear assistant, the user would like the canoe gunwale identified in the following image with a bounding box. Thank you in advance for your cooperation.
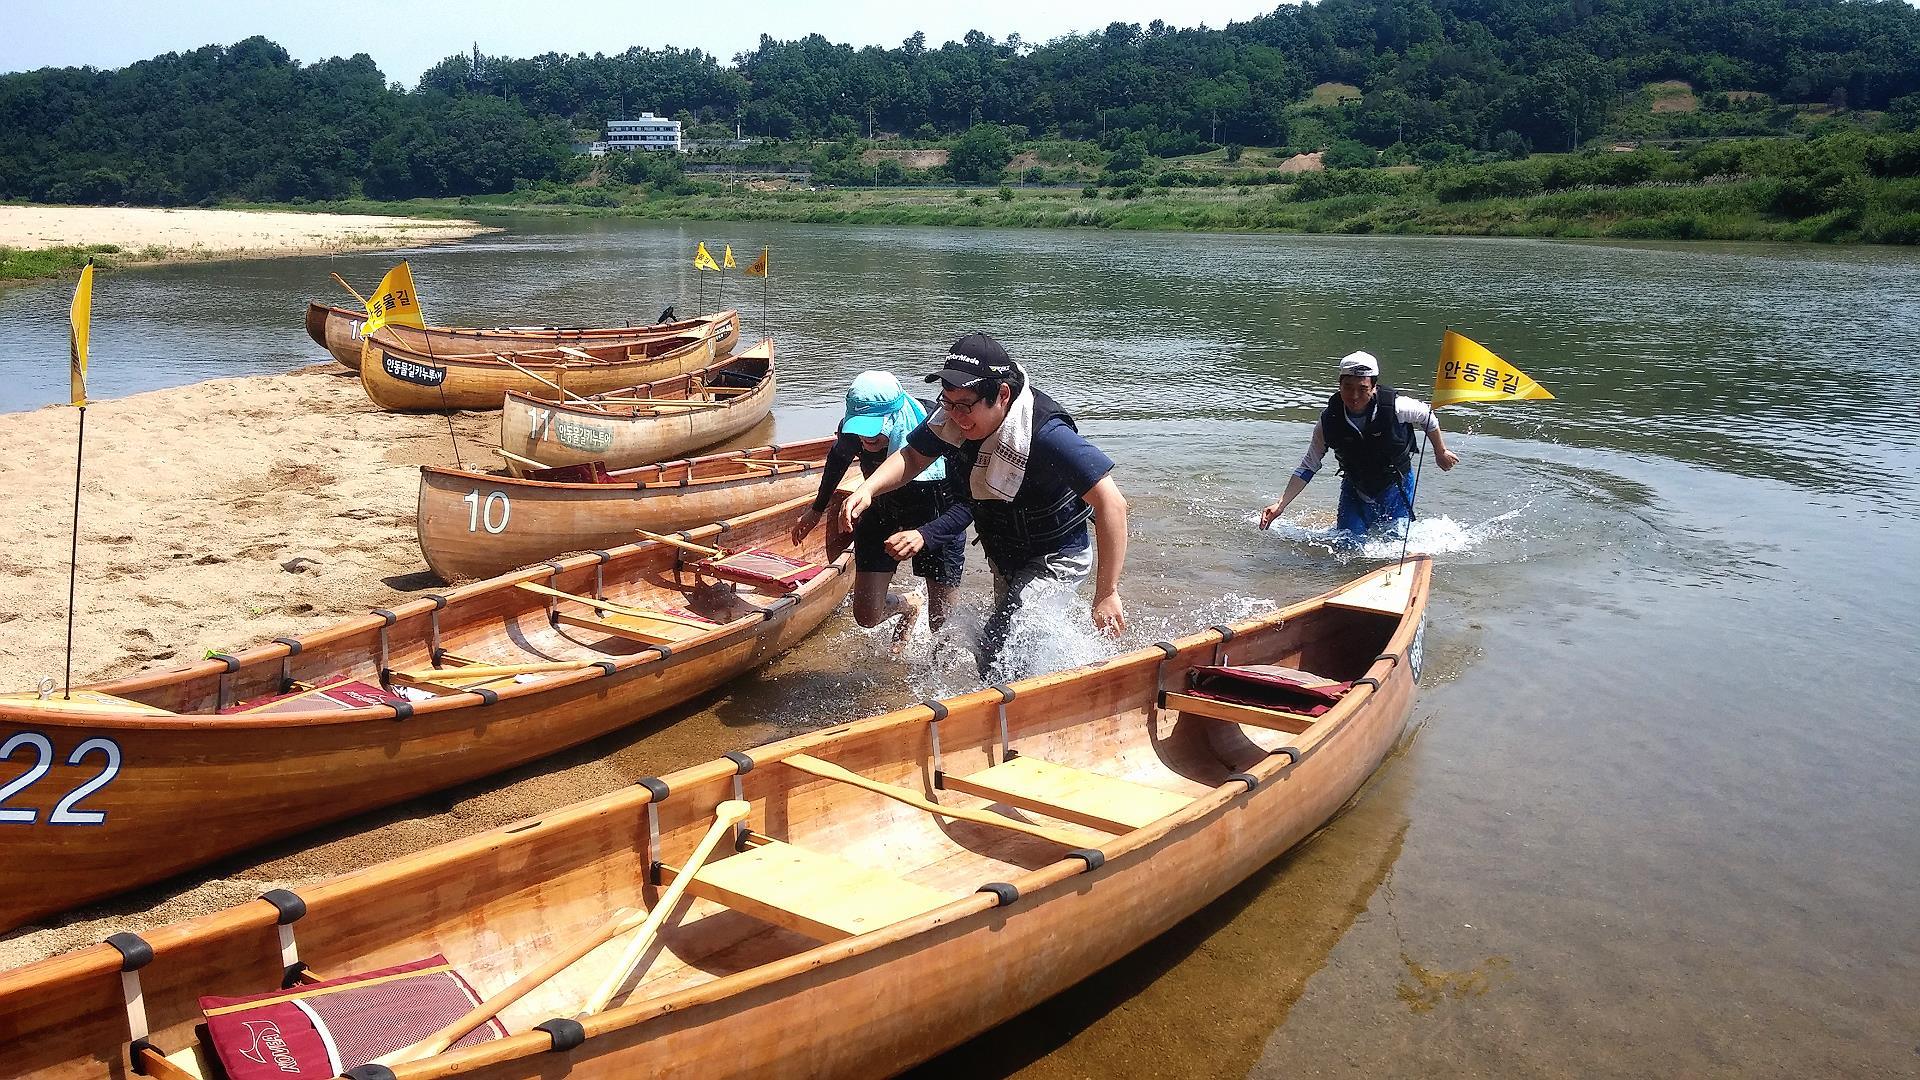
[500,344,776,422]
[418,436,836,494]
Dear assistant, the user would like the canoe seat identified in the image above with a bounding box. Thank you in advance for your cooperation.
[1161,692,1320,735]
[686,838,953,942]
[699,548,825,593]
[942,757,1193,835]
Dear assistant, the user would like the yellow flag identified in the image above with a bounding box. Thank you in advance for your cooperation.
[69,260,94,406]
[722,244,736,269]
[743,247,769,278]
[364,261,426,334]
[1433,329,1554,408]
[694,242,720,272]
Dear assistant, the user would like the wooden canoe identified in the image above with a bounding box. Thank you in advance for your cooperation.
[0,559,1431,1080]
[304,302,734,373]
[358,311,740,412]
[417,434,836,583]
[497,339,778,474]
[0,496,852,936]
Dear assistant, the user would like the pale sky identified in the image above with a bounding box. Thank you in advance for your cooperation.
[0,1,1283,86]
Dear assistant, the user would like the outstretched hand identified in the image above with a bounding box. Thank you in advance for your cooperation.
[839,488,872,532]
[1093,592,1126,636]
[1435,448,1461,471]
[1257,501,1286,530]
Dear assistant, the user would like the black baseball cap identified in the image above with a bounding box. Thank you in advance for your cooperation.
[926,332,1015,388]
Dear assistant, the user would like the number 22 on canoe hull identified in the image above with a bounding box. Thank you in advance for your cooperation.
[0,559,1430,1080]
[0,495,852,935]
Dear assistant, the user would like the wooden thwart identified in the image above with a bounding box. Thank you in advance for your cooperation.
[1161,691,1319,735]
[782,754,1094,847]
[685,837,953,942]
[942,757,1194,834]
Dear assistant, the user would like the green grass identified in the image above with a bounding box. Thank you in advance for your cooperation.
[0,244,121,281]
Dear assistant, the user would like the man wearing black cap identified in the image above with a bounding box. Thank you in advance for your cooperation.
[841,332,1130,675]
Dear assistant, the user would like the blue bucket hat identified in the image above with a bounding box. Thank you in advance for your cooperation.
[842,371,906,438]
[840,371,944,481]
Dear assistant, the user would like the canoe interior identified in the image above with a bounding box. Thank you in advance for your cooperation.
[370,318,729,368]
[524,435,835,488]
[73,497,841,720]
[567,341,773,414]
[0,562,1427,1080]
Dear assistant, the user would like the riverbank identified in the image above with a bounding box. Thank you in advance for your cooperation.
[0,205,494,281]
[273,169,1920,246]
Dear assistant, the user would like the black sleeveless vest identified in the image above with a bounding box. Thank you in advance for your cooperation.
[1320,385,1415,499]
[961,389,1096,568]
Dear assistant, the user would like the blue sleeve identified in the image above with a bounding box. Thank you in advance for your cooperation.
[1034,420,1114,496]
[811,432,862,513]
[906,421,948,457]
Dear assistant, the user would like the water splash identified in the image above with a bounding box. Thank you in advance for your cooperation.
[833,581,1280,700]
[1257,509,1522,561]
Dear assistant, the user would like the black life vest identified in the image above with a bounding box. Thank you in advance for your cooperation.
[1320,385,1416,499]
[958,389,1096,568]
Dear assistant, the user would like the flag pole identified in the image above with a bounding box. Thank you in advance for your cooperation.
[1395,432,1424,573]
[63,404,86,699]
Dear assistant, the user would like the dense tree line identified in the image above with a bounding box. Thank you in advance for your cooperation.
[3,0,1918,204]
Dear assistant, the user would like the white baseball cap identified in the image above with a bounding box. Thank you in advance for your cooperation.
[1338,351,1380,377]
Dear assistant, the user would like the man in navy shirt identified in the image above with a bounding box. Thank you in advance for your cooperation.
[841,332,1129,675]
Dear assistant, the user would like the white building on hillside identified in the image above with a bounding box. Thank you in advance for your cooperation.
[604,113,683,152]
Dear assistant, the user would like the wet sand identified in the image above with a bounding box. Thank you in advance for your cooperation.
[0,205,491,264]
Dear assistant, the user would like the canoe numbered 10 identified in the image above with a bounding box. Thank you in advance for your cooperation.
[417,435,836,583]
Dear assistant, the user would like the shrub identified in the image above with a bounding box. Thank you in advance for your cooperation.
[1081,184,1099,198]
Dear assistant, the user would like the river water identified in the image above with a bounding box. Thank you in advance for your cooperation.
[2,221,1916,1077]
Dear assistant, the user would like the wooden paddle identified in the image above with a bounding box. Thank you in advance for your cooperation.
[375,802,750,1065]
[634,529,724,559]
[493,448,552,476]
[490,353,608,411]
[329,273,371,308]
[391,659,597,682]
[576,800,752,1016]
[367,902,640,1067]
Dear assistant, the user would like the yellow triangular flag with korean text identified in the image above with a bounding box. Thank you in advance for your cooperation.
[364,262,426,334]
[694,242,720,272]
[722,244,736,269]
[743,247,769,278]
[1433,329,1554,408]
[69,260,94,406]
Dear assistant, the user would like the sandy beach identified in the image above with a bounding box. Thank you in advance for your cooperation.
[0,204,492,262]
[0,367,679,967]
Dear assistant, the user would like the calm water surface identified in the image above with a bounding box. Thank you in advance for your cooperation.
[3,222,1916,1077]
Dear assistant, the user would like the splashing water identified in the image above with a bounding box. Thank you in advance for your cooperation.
[835,578,1281,701]
[1258,509,1523,561]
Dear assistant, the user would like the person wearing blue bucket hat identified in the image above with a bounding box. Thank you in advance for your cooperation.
[793,371,970,649]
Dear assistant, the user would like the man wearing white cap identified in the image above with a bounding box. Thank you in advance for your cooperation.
[1259,351,1459,542]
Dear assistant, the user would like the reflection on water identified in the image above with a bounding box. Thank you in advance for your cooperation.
[2,222,1916,1077]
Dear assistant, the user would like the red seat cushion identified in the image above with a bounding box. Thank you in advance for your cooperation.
[1186,664,1352,717]
[200,955,503,1079]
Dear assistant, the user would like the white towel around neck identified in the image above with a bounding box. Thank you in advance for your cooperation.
[925,364,1035,502]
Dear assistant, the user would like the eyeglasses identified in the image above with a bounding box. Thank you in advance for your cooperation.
[938,393,988,413]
